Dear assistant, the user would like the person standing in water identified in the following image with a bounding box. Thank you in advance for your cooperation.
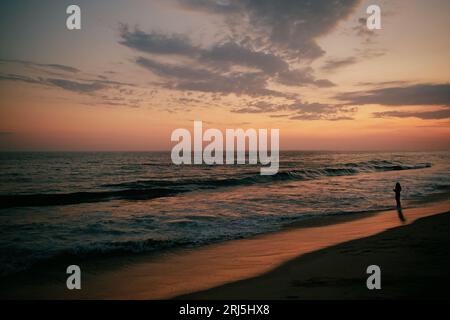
[394,182,402,208]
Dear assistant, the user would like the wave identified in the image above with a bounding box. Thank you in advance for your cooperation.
[0,160,432,209]
[0,205,405,276]
[0,188,181,209]
[0,238,193,276]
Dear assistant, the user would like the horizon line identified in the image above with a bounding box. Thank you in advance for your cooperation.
[0,149,449,153]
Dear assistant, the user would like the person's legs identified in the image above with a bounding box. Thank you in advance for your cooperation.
[395,195,401,208]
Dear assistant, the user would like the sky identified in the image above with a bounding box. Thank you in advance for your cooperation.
[0,0,449,151]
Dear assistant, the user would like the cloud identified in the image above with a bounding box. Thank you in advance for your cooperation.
[121,27,291,75]
[355,47,386,59]
[118,0,362,98]
[0,59,79,73]
[336,83,450,106]
[201,41,288,74]
[357,80,409,87]
[136,57,214,80]
[321,57,358,73]
[1,73,110,94]
[373,108,450,120]
[178,0,241,13]
[0,73,41,84]
[119,25,198,55]
[178,0,361,60]
[313,79,336,88]
[290,114,353,121]
[231,99,356,121]
[46,78,105,93]
[136,56,284,96]
[276,67,335,87]
[40,64,79,73]
[120,26,336,97]
[352,17,376,43]
[231,101,285,113]
[0,72,135,95]
[0,61,143,109]
[287,102,355,121]
[169,71,284,97]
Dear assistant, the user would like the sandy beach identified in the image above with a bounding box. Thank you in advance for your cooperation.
[1,199,450,299]
[180,207,450,299]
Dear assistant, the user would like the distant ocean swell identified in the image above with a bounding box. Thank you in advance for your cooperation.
[0,160,432,209]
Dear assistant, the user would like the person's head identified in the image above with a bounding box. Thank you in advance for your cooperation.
[396,182,401,188]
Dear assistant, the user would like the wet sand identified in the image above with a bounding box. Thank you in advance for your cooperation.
[180,208,450,299]
[1,200,450,299]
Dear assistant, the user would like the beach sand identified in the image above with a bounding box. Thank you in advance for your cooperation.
[180,208,450,299]
[1,200,450,299]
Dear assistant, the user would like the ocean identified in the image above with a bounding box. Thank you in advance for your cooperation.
[0,151,449,276]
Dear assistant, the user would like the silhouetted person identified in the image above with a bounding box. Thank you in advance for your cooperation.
[394,182,405,222]
[393,182,402,208]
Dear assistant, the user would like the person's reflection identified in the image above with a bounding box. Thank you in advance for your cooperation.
[394,182,406,222]
[396,206,406,222]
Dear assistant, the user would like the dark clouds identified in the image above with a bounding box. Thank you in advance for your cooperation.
[288,102,355,121]
[336,83,450,106]
[119,25,198,55]
[201,41,288,75]
[115,1,367,120]
[136,57,213,80]
[0,59,105,94]
[118,0,363,100]
[1,0,368,120]
[0,73,41,84]
[0,58,142,108]
[0,72,112,94]
[276,67,335,87]
[231,100,356,121]
[290,114,353,121]
[43,64,79,73]
[0,59,79,73]
[357,80,409,87]
[337,83,450,120]
[121,26,292,76]
[232,101,288,113]
[46,78,105,93]
[321,57,358,73]
[136,56,285,97]
[119,26,338,98]
[170,71,283,97]
[374,108,450,120]
[179,0,361,60]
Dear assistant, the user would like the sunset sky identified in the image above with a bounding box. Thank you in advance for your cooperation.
[0,0,449,151]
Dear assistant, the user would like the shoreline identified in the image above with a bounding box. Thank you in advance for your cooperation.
[1,199,449,299]
[179,209,450,299]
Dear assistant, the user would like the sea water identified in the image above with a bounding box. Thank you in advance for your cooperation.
[0,151,449,275]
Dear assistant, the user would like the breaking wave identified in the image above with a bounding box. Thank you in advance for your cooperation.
[0,160,432,209]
